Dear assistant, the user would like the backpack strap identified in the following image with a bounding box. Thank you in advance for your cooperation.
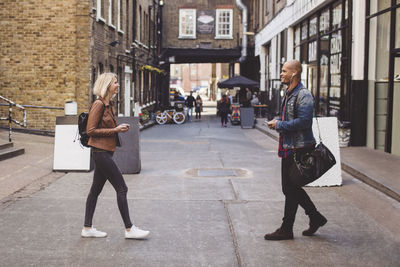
[90,100,106,129]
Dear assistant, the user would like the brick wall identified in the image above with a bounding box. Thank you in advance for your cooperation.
[0,0,90,131]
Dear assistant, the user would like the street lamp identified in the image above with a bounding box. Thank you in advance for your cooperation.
[159,0,164,6]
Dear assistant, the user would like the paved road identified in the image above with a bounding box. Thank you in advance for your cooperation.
[0,110,399,266]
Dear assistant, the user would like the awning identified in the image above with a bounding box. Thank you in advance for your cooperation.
[217,75,259,89]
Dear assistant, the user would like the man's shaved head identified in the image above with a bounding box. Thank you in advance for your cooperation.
[285,60,302,75]
[280,60,302,88]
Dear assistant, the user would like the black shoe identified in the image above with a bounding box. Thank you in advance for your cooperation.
[302,214,327,236]
[264,228,294,241]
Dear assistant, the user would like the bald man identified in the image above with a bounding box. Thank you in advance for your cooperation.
[265,60,327,240]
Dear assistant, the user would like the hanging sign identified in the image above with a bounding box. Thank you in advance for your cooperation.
[197,11,214,34]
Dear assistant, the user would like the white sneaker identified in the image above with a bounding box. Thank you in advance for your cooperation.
[125,225,150,239]
[81,227,107,238]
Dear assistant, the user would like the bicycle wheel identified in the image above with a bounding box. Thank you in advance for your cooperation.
[173,112,185,124]
[155,112,168,124]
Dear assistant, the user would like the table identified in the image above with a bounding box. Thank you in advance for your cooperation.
[253,104,267,118]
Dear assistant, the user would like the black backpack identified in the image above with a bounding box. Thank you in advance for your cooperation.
[76,102,105,147]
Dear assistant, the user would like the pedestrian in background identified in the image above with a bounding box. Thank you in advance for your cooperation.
[195,95,203,120]
[219,94,231,127]
[245,87,252,107]
[185,91,196,122]
[251,94,259,106]
[265,60,327,240]
[82,73,150,239]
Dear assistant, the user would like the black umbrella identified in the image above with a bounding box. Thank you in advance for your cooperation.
[217,75,259,89]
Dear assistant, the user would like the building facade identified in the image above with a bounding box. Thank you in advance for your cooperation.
[0,0,163,132]
[252,0,400,156]
[159,0,250,104]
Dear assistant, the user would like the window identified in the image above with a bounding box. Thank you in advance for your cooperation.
[118,0,123,33]
[97,0,106,22]
[265,0,269,15]
[320,9,330,34]
[332,3,342,30]
[139,6,142,41]
[179,9,196,38]
[216,9,233,39]
[109,0,116,28]
[309,16,317,37]
[369,0,391,15]
[301,21,308,40]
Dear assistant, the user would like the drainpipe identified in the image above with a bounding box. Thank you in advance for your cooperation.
[235,0,247,63]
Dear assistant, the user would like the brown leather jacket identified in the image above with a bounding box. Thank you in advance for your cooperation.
[87,98,119,152]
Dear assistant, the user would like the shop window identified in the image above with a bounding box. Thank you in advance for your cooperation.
[216,9,233,39]
[294,27,300,60]
[320,9,330,35]
[301,22,307,41]
[179,9,196,38]
[300,43,307,64]
[369,0,391,15]
[332,3,342,30]
[368,13,391,151]
[319,54,329,116]
[309,17,317,37]
[308,41,317,62]
[368,14,390,82]
[329,30,342,117]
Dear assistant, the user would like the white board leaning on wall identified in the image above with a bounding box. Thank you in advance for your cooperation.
[306,116,342,187]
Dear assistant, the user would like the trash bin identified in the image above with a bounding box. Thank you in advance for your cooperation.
[338,121,351,147]
[113,117,141,174]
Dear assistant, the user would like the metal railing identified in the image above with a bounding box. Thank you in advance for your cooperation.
[0,95,27,142]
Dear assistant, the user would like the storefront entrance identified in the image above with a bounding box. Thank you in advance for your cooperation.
[366,0,400,155]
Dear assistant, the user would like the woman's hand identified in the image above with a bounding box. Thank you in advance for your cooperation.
[116,123,130,133]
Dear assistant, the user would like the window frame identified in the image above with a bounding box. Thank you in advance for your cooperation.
[215,9,233,39]
[109,0,116,29]
[118,0,124,34]
[179,9,197,39]
[96,0,106,23]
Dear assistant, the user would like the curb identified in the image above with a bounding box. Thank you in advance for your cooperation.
[341,163,400,202]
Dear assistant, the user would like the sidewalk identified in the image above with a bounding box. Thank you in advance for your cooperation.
[255,118,400,202]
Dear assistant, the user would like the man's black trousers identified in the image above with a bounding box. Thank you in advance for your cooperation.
[281,150,319,232]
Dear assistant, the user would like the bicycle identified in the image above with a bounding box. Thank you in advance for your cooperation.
[155,108,185,125]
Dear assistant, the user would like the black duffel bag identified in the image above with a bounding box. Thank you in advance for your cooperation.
[290,141,336,187]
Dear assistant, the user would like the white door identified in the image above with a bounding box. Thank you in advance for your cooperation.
[124,74,131,116]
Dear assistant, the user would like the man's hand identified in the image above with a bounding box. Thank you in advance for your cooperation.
[266,119,277,130]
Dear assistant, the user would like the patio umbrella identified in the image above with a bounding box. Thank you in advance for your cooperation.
[217,75,259,89]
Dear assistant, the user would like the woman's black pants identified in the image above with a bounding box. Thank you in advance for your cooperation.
[84,151,133,229]
[280,151,318,232]
[220,111,228,125]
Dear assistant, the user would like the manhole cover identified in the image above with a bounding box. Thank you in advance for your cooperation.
[198,169,237,177]
[184,168,250,178]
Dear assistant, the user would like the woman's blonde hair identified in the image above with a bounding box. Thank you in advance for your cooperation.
[93,73,117,98]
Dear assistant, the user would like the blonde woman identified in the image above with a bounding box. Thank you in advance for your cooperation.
[81,73,149,239]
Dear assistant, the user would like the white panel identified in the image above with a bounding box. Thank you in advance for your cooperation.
[307,117,342,187]
[53,125,91,171]
[124,74,131,116]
